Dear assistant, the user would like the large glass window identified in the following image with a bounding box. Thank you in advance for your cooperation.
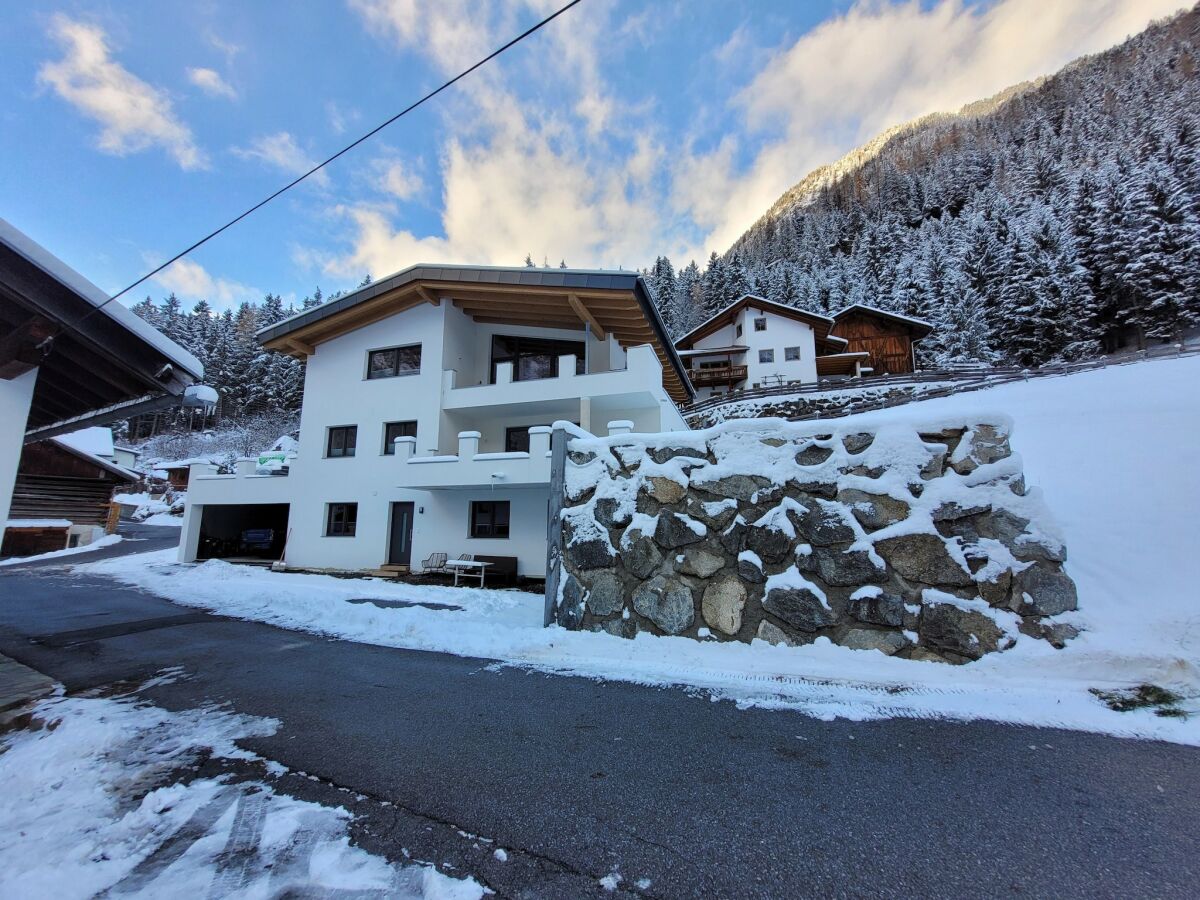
[367,345,421,379]
[326,425,357,458]
[383,420,418,454]
[326,503,358,537]
[469,501,510,538]
[490,335,585,383]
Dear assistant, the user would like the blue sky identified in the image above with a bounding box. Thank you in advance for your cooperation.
[0,0,1185,311]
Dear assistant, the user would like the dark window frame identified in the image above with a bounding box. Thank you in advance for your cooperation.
[326,425,357,458]
[366,344,422,380]
[490,334,585,383]
[326,502,358,537]
[759,349,774,363]
[753,316,767,332]
[784,346,801,361]
[469,500,510,539]
[382,420,418,455]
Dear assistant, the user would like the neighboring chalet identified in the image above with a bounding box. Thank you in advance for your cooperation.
[830,304,933,375]
[1,432,136,556]
[1,218,204,552]
[673,295,864,400]
[179,264,692,578]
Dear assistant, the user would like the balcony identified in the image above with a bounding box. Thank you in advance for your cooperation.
[688,365,748,387]
[391,422,636,490]
[441,344,665,414]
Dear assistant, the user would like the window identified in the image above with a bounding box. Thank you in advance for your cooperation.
[383,420,418,454]
[736,323,743,337]
[470,501,510,538]
[754,316,767,332]
[759,349,774,364]
[326,503,358,537]
[326,425,357,458]
[490,335,585,383]
[785,346,801,361]
[506,425,541,453]
[366,345,421,379]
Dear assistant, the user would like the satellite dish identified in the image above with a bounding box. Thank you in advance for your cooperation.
[182,384,219,410]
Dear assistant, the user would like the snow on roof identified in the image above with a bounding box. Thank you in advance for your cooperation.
[676,345,750,357]
[832,303,934,333]
[56,426,115,459]
[6,518,72,529]
[0,217,204,379]
[156,457,218,469]
[674,295,835,348]
[49,435,138,481]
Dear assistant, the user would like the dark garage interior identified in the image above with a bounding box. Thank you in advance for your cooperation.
[197,504,290,561]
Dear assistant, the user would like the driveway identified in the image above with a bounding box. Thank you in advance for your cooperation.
[0,554,1196,898]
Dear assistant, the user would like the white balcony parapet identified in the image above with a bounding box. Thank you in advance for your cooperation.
[607,420,634,435]
[458,431,481,457]
[393,436,417,460]
[440,344,664,412]
[236,457,257,477]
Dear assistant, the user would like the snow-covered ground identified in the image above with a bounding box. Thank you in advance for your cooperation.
[78,356,1200,744]
[0,534,122,567]
[0,688,482,899]
[114,491,184,525]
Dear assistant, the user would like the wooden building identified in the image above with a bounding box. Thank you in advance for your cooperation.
[2,437,135,557]
[830,305,933,375]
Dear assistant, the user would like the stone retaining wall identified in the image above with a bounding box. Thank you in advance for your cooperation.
[552,416,1078,663]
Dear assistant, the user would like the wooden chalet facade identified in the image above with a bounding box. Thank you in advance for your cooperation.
[830,305,933,375]
[2,438,134,556]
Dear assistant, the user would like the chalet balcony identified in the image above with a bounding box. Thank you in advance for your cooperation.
[687,365,748,387]
[441,344,666,414]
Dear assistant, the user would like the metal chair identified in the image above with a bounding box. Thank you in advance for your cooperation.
[420,551,448,574]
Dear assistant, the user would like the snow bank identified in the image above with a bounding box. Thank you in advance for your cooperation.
[0,692,482,899]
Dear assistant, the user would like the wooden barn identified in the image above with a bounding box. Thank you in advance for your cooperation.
[830,305,934,375]
[2,437,135,557]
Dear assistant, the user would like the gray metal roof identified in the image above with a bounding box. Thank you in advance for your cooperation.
[258,262,694,399]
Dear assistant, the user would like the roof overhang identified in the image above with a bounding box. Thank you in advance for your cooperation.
[258,264,695,404]
[816,351,872,377]
[0,218,204,439]
[832,304,934,339]
[675,295,837,350]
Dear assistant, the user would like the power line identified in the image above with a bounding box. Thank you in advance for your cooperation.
[79,0,585,327]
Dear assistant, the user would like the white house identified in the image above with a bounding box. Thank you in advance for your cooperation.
[673,295,861,400]
[178,265,694,580]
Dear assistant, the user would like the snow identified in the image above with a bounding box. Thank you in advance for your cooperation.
[6,518,72,528]
[0,692,482,899]
[65,357,1200,744]
[55,426,115,459]
[0,534,121,567]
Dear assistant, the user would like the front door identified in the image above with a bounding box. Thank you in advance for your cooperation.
[388,502,414,566]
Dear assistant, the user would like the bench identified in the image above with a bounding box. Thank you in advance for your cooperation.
[473,555,518,586]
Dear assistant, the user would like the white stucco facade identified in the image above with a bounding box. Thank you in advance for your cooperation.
[681,301,820,400]
[0,369,38,525]
[180,299,688,579]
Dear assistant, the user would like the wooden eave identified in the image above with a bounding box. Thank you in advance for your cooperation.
[675,296,837,350]
[262,280,692,403]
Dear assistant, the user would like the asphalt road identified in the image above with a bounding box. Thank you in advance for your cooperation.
[1,534,1197,898]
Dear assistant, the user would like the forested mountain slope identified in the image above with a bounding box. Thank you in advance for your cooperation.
[647,7,1200,367]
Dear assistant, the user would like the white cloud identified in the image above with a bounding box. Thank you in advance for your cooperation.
[151,256,257,310]
[187,67,236,100]
[690,0,1190,254]
[38,14,207,170]
[233,131,329,186]
[375,159,423,200]
[326,0,1185,277]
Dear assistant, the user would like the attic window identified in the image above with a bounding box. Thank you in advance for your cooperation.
[367,345,421,379]
[736,323,743,337]
[753,317,767,332]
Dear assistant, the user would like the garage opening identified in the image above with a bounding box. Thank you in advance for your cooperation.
[198,504,290,562]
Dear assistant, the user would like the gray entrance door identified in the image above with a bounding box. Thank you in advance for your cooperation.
[388,502,414,566]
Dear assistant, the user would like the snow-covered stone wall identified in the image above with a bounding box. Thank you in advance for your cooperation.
[553,416,1078,663]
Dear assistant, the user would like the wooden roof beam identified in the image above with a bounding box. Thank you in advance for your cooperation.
[567,294,606,340]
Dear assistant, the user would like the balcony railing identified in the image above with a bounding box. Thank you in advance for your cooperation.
[688,365,748,387]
